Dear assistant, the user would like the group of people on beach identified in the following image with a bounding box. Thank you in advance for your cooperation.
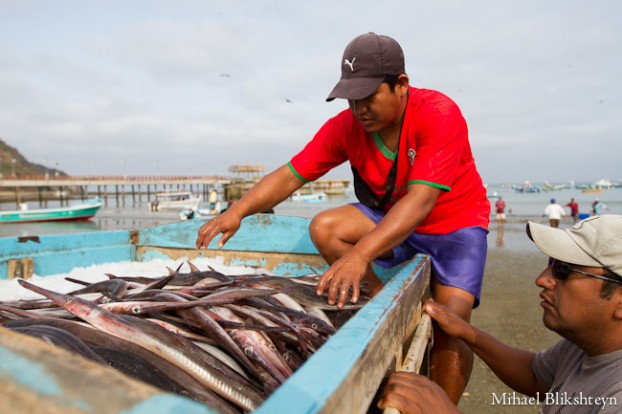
[493,196,610,230]
[544,197,609,228]
[195,33,622,413]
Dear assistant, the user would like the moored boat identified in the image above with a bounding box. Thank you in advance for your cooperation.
[291,191,327,202]
[148,191,202,212]
[0,198,102,224]
[0,215,430,414]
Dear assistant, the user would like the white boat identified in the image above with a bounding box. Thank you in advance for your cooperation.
[291,192,327,202]
[148,191,201,212]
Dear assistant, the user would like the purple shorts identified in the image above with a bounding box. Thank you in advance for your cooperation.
[354,203,488,307]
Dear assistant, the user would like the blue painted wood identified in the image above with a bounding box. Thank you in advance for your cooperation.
[0,333,219,414]
[122,395,219,414]
[0,230,133,279]
[139,214,318,254]
[32,245,135,276]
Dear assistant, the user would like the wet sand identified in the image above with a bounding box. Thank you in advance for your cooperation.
[458,219,561,413]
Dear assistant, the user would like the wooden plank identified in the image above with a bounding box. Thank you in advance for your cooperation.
[136,246,329,277]
[0,326,216,414]
[138,215,318,254]
[0,230,132,279]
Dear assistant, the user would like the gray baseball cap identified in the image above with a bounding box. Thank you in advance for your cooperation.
[326,32,405,102]
[527,215,622,277]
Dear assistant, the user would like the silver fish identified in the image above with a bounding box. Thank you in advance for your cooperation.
[17,279,265,412]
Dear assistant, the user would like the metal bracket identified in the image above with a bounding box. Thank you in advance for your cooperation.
[7,258,34,280]
[130,229,139,245]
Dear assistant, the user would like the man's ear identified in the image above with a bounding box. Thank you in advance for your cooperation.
[612,289,622,320]
[397,74,410,96]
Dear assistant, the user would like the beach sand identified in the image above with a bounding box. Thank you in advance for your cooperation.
[457,219,561,414]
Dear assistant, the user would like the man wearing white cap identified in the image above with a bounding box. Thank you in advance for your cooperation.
[378,215,622,413]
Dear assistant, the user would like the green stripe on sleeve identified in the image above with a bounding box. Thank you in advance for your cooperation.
[287,161,311,183]
[408,179,451,191]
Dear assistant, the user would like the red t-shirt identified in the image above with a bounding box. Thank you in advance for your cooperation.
[495,199,506,214]
[289,87,490,234]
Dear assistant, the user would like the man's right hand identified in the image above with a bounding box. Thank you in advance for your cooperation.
[423,300,476,344]
[195,210,243,249]
[377,372,462,414]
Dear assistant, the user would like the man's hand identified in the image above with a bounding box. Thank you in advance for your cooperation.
[195,210,243,250]
[316,250,370,308]
[377,372,462,414]
[422,300,475,343]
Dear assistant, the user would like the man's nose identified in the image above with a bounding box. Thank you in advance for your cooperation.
[535,267,556,289]
[349,99,366,115]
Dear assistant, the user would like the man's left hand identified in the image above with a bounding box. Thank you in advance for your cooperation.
[316,251,370,308]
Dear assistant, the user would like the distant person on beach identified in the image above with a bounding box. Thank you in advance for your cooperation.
[378,215,622,414]
[565,198,579,223]
[208,188,218,213]
[495,197,506,228]
[592,198,608,216]
[543,198,565,228]
[196,32,490,403]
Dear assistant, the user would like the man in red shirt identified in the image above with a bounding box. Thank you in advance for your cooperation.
[196,33,490,403]
[495,197,507,228]
[565,198,579,223]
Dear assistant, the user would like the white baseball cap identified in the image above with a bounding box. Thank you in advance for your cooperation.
[527,215,622,277]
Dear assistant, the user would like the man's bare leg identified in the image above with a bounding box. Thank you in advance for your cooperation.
[309,205,385,295]
[429,280,476,404]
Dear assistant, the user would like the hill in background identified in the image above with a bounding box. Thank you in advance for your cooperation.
[0,138,67,178]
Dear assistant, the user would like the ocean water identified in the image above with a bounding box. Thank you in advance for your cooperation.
[1,185,620,252]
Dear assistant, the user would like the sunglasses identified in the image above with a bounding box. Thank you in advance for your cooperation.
[550,259,622,285]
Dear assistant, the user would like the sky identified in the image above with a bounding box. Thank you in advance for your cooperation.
[0,1,620,184]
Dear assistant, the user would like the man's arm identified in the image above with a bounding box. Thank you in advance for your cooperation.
[196,165,304,249]
[424,301,547,397]
[377,301,548,414]
[317,183,440,307]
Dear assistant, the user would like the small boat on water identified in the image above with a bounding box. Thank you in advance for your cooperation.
[291,192,327,202]
[147,191,201,212]
[576,179,614,193]
[0,198,102,224]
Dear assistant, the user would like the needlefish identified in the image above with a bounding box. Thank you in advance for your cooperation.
[1,262,371,413]
[17,279,265,413]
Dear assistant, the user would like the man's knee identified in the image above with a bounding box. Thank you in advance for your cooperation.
[309,210,338,243]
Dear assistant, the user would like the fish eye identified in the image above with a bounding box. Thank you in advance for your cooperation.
[132,306,141,314]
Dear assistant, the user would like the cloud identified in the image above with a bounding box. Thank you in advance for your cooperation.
[0,1,620,183]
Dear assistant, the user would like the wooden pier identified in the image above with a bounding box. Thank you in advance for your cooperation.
[0,176,229,208]
[0,175,350,208]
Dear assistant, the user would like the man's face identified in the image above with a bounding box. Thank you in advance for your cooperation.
[347,79,407,134]
[536,262,616,342]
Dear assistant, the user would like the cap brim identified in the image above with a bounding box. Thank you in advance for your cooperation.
[526,221,601,267]
[326,77,384,102]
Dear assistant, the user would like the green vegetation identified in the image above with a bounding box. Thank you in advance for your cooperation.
[0,138,66,178]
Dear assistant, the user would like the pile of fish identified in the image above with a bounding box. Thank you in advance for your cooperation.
[0,262,370,413]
